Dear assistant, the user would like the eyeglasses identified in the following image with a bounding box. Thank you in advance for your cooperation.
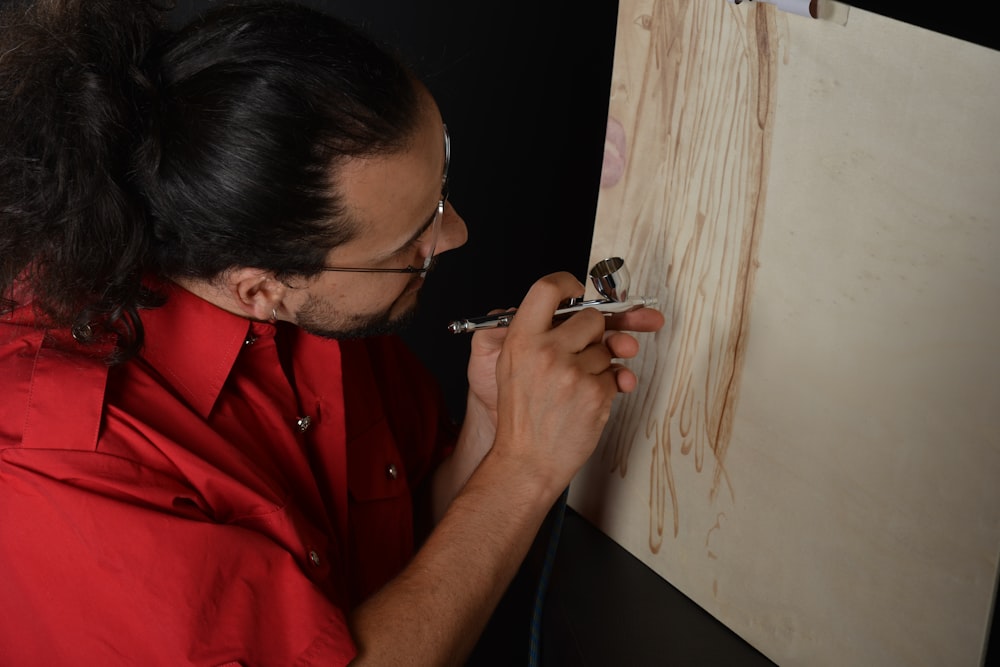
[320,124,450,279]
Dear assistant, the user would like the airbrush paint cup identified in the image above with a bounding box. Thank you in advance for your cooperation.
[589,256,629,302]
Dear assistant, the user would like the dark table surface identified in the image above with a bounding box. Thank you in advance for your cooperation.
[468,506,778,666]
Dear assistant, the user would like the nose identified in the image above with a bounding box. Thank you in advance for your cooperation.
[435,202,468,255]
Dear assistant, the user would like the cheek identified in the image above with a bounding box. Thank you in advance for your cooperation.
[304,278,377,316]
[301,273,419,322]
[397,275,424,301]
[350,275,419,314]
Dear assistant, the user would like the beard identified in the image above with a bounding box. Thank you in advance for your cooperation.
[294,285,420,340]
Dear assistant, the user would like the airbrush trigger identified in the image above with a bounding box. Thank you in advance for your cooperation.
[559,296,586,308]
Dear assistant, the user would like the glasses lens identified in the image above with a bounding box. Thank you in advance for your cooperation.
[419,201,444,277]
[419,126,449,277]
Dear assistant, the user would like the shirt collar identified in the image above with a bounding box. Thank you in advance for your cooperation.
[138,282,263,419]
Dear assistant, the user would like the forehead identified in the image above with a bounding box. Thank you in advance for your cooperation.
[331,97,446,252]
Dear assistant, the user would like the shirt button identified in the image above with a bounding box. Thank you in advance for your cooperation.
[386,463,398,480]
[308,550,321,567]
[244,335,257,346]
[296,416,312,432]
[71,323,94,343]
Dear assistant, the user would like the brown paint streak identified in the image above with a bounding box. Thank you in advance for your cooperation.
[598,2,777,553]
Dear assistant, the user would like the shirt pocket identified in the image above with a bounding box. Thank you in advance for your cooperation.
[345,417,414,604]
[347,417,411,503]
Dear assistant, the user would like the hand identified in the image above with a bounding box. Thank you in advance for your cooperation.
[465,310,512,426]
[409,273,664,666]
[466,291,664,424]
[491,272,663,493]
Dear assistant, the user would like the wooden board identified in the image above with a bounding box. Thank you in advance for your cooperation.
[570,2,1000,665]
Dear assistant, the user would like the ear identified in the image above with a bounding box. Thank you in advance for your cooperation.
[225,267,287,322]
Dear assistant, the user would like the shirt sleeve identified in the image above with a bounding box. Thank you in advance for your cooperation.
[0,447,358,667]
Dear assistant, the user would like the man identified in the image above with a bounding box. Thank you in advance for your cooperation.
[0,0,663,664]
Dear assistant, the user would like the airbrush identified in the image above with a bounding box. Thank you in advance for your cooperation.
[447,257,658,334]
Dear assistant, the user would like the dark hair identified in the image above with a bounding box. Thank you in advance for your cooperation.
[0,0,420,361]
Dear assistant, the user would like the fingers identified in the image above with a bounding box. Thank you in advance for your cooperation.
[603,331,639,360]
[509,273,660,368]
[576,339,614,375]
[470,308,514,350]
[606,307,665,334]
[499,273,662,397]
[613,365,639,393]
[508,273,587,335]
[579,347,639,396]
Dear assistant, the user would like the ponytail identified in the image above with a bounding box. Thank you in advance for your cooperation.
[2,1,421,362]
[0,0,169,361]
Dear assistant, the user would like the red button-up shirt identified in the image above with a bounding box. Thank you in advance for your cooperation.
[0,284,456,665]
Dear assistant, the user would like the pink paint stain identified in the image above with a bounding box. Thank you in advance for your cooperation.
[601,117,627,188]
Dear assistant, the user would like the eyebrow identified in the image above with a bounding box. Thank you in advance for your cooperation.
[386,205,438,258]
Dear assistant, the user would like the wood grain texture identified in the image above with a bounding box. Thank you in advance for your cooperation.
[571,2,1000,665]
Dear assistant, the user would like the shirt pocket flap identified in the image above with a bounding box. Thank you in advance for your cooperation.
[346,418,409,503]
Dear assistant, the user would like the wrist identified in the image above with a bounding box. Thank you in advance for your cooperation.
[464,391,496,429]
[471,438,568,510]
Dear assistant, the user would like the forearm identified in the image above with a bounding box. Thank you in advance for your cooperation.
[348,275,664,665]
[429,393,497,522]
[348,445,560,666]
